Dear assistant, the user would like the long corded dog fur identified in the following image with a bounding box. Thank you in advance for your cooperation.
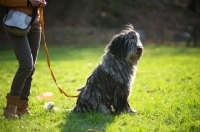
[71,24,143,114]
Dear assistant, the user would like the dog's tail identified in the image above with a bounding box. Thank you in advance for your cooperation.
[77,87,84,91]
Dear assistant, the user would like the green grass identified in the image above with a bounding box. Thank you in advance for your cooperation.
[0,45,200,132]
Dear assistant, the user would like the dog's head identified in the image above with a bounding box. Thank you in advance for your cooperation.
[106,24,143,65]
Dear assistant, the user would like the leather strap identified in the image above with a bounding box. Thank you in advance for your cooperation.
[30,7,38,25]
[38,5,78,98]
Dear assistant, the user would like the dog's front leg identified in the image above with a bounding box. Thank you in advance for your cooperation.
[113,89,136,114]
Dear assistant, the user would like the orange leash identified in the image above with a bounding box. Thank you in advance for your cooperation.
[38,6,78,98]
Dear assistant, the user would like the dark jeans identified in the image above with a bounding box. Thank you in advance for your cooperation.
[6,18,41,100]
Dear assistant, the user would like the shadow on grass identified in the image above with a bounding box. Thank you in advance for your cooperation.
[60,112,115,132]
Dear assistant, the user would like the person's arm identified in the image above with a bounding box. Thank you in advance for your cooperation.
[0,0,28,7]
[0,0,42,7]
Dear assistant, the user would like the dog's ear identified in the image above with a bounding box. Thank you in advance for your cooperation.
[106,35,127,59]
[125,24,134,31]
[107,32,137,59]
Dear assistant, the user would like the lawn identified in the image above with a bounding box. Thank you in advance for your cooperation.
[0,44,199,132]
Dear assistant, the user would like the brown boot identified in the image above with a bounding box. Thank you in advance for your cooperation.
[3,93,19,119]
[16,100,31,116]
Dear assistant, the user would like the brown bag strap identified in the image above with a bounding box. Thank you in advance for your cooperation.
[38,6,78,98]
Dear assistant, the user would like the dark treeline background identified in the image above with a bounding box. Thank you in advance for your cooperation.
[0,0,200,46]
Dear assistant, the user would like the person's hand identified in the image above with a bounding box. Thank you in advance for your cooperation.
[29,0,40,7]
[29,0,47,7]
[39,0,47,7]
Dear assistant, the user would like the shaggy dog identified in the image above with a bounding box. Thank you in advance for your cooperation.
[71,24,143,114]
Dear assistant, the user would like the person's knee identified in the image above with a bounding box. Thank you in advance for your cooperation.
[19,63,34,76]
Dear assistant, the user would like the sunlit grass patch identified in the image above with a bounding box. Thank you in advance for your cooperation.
[0,45,199,132]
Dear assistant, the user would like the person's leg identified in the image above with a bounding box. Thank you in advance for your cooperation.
[17,19,41,115]
[19,19,41,100]
[3,30,33,118]
[8,33,33,96]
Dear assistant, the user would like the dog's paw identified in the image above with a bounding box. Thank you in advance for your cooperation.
[128,108,136,113]
[44,102,54,110]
